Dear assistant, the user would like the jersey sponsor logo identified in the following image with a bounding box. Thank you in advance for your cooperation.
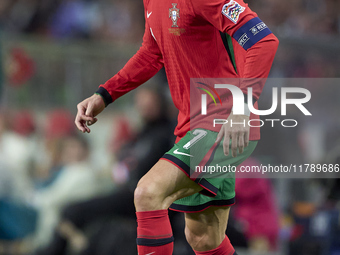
[222,0,245,24]
[147,11,152,18]
[173,149,193,157]
[169,3,180,27]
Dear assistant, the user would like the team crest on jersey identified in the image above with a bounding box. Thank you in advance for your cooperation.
[222,0,245,24]
[169,3,180,27]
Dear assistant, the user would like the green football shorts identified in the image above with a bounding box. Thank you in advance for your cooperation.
[161,128,257,213]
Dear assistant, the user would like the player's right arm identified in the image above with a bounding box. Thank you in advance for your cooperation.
[75,4,164,133]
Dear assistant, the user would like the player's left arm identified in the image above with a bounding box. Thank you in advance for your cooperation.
[191,0,279,83]
[192,0,279,157]
[217,31,278,158]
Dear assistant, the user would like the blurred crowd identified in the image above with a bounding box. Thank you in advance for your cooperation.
[0,107,112,251]
[248,0,340,36]
[0,0,339,41]
[0,0,144,42]
[0,87,177,254]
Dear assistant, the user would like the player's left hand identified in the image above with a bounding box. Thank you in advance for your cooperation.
[215,112,250,157]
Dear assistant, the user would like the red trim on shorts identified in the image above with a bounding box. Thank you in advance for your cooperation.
[169,202,235,213]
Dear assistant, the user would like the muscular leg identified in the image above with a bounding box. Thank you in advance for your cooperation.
[185,206,235,254]
[134,159,202,212]
[134,159,201,255]
[134,160,236,255]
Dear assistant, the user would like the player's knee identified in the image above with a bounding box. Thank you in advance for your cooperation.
[134,181,160,211]
[185,226,219,251]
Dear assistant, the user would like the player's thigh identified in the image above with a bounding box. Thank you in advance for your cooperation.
[135,159,202,211]
[184,206,230,247]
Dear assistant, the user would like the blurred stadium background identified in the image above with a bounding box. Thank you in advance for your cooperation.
[0,0,340,254]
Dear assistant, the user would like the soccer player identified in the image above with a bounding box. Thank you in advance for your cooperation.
[75,0,279,254]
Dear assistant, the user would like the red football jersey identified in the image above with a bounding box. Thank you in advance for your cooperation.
[97,0,279,140]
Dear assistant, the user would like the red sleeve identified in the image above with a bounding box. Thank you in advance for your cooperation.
[191,0,279,101]
[96,7,164,106]
[190,0,256,35]
[241,33,279,101]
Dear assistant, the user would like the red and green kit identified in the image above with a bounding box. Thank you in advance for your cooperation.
[96,0,279,212]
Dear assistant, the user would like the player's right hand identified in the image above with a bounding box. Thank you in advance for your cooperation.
[75,94,105,133]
